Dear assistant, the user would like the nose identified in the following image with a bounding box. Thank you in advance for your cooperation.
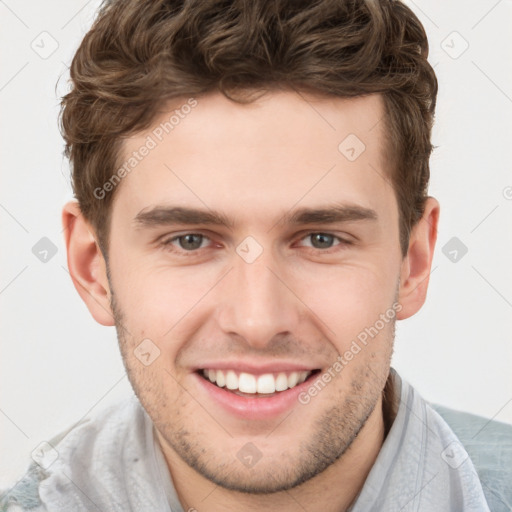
[216,246,302,349]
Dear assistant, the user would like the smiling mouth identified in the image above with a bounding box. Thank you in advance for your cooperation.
[198,368,321,397]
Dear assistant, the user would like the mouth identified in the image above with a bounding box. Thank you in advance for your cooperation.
[193,366,324,421]
[198,368,321,397]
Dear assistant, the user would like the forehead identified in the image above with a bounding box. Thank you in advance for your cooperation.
[111,90,394,228]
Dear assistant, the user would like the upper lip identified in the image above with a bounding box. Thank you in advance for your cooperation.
[194,361,321,375]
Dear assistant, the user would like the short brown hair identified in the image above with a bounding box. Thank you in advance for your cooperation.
[60,0,437,257]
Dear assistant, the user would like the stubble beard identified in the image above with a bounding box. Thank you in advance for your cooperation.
[109,280,395,495]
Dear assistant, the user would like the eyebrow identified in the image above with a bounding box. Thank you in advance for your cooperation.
[133,203,377,230]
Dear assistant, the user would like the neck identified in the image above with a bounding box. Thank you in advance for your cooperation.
[157,393,388,512]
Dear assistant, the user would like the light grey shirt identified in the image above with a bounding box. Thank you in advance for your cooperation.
[1,371,507,511]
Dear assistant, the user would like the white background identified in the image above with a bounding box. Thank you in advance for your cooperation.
[1,0,511,487]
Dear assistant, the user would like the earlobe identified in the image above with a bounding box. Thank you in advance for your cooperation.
[62,200,115,326]
[396,197,440,320]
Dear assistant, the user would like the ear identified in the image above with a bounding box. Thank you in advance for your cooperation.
[62,200,115,326]
[396,197,440,320]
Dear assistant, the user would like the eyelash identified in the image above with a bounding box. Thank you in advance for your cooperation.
[159,232,352,257]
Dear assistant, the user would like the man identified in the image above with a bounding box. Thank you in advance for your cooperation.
[2,0,511,510]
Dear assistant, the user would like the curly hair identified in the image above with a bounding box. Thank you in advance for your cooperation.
[60,0,438,257]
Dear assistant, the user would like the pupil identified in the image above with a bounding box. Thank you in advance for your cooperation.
[180,234,202,250]
[312,233,333,249]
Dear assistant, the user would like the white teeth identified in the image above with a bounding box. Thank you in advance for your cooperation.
[225,370,238,390]
[299,371,309,383]
[275,373,289,392]
[238,372,257,393]
[287,372,299,388]
[202,369,312,394]
[216,369,226,387]
[257,373,276,394]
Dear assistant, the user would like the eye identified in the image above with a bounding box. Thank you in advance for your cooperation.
[159,231,351,257]
[161,233,212,254]
[297,232,350,251]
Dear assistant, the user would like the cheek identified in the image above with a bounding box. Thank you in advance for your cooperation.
[111,260,206,338]
[295,263,398,342]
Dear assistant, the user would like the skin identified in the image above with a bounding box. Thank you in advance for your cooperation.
[63,90,439,512]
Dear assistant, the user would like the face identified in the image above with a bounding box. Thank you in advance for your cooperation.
[106,90,403,493]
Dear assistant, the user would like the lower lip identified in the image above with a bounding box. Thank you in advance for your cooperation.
[193,372,317,420]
